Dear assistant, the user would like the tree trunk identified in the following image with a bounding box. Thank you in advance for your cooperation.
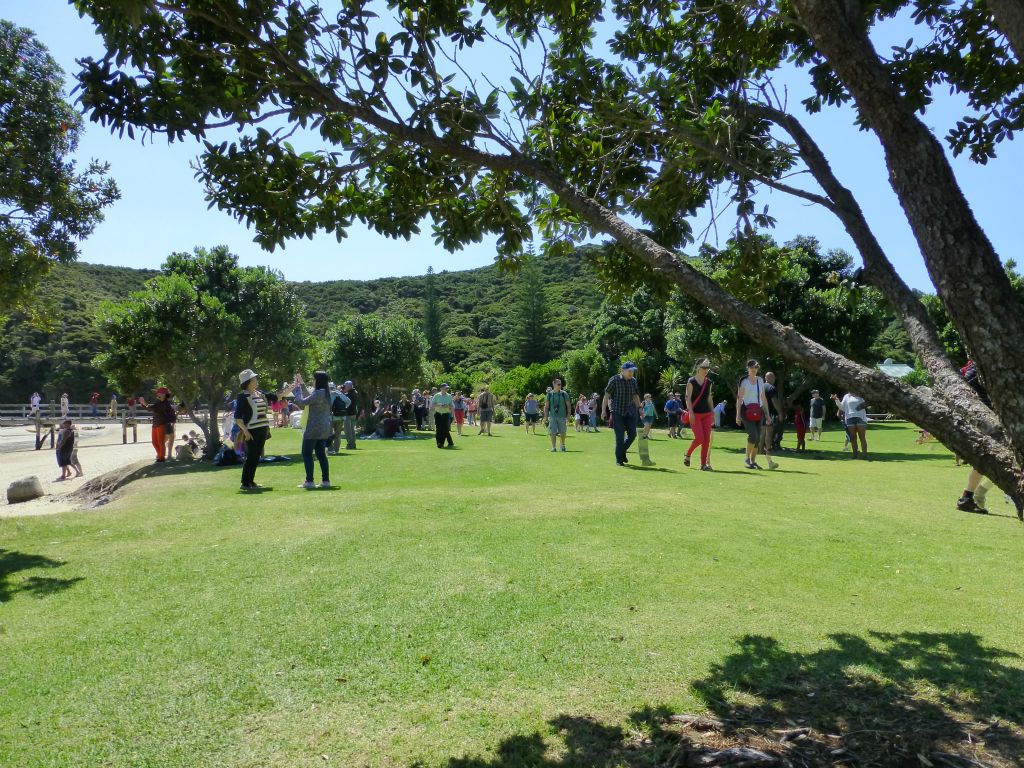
[989,0,1024,62]
[790,0,1024,472]
[188,397,221,460]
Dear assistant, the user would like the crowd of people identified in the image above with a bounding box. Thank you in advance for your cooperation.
[43,355,998,515]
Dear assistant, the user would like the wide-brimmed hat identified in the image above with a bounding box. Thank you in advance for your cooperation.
[238,369,258,386]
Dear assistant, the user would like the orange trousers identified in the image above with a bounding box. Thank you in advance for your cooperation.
[152,424,167,460]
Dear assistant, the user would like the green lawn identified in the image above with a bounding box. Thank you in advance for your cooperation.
[2,423,1022,767]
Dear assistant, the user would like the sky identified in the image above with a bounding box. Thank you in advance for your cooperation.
[5,1,1022,290]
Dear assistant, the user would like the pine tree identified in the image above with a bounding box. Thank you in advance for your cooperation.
[422,266,443,361]
[511,256,553,367]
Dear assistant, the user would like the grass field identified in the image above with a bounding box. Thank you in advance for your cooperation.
[2,422,1022,767]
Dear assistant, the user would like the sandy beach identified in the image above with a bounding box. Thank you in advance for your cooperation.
[0,420,200,517]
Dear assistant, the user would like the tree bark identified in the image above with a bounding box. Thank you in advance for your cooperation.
[790,0,1024,471]
[988,0,1024,62]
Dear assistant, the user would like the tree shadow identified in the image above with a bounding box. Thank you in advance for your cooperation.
[690,632,1024,766]
[431,632,1024,768]
[0,549,83,603]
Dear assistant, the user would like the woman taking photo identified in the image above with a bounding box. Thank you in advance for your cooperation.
[291,370,336,488]
[685,359,715,470]
[234,368,271,491]
[735,359,773,469]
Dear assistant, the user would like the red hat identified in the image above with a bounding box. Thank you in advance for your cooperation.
[155,387,170,396]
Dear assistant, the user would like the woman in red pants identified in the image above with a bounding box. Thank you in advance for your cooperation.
[684,359,715,471]
[140,387,177,462]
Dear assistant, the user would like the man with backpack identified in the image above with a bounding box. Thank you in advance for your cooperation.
[328,383,351,454]
[543,378,572,452]
[341,380,359,450]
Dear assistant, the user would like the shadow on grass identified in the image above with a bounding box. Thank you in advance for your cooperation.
[432,632,1023,768]
[0,549,83,603]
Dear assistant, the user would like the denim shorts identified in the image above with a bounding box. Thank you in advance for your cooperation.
[846,416,867,427]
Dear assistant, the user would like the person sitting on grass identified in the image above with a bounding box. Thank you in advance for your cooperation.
[375,411,404,439]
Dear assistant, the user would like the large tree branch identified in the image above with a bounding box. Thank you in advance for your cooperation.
[743,103,1000,433]
[790,0,1024,468]
[988,0,1024,63]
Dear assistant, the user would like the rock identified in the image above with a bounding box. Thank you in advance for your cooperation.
[7,476,45,504]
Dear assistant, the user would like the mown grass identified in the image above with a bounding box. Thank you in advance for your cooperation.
[2,423,1022,767]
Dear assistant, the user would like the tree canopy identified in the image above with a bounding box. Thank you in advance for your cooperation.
[73,0,1024,510]
[322,313,426,397]
[94,246,308,452]
[0,20,118,313]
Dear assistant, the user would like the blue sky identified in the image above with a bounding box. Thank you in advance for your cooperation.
[6,2,1022,290]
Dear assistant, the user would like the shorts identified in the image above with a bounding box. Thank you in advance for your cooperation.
[642,417,654,426]
[525,412,540,424]
[548,415,568,436]
[742,418,761,444]
[454,410,465,424]
[809,417,823,429]
[845,416,867,427]
[479,409,493,422]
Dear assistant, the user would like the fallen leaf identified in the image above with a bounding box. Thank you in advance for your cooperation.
[335,677,348,683]
[420,654,431,666]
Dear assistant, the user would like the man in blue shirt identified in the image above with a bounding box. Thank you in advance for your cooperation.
[663,392,681,438]
[601,361,643,466]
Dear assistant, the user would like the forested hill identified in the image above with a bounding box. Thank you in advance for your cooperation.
[0,251,604,402]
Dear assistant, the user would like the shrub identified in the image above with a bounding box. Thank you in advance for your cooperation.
[493,404,511,423]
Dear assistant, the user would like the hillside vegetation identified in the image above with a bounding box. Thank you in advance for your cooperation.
[0,252,603,402]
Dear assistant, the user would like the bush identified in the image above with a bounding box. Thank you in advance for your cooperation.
[493,404,511,423]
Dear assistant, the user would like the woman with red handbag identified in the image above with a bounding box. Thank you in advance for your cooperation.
[684,359,716,470]
[735,359,773,470]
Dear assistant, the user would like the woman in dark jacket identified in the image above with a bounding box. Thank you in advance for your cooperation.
[234,369,271,491]
[291,370,336,489]
[140,386,177,462]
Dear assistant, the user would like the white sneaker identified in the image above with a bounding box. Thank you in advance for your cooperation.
[320,481,332,489]
[768,459,779,470]
[298,481,315,489]
[975,484,988,508]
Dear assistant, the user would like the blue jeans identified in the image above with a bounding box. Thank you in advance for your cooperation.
[589,411,599,430]
[301,437,330,483]
[612,412,637,463]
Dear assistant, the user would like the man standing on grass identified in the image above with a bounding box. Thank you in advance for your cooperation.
[602,361,643,466]
[429,383,455,448]
[477,385,495,435]
[342,380,359,450]
[808,390,825,441]
[544,378,572,452]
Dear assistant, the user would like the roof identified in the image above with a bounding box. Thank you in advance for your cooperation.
[877,358,915,378]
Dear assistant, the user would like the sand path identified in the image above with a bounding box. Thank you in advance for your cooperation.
[0,420,201,517]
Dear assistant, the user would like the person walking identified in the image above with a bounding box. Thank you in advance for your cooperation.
[640,393,656,439]
[477,385,495,435]
[602,361,642,466]
[89,391,100,418]
[341,380,359,449]
[832,391,868,458]
[735,360,772,469]
[55,419,75,481]
[544,378,572,452]
[466,394,477,426]
[808,390,825,441]
[139,387,177,462]
[60,392,70,419]
[684,359,715,470]
[758,371,781,469]
[29,392,41,418]
[453,391,467,436]
[957,361,994,513]
[663,392,681,438]
[523,393,540,434]
[588,392,601,432]
[291,371,335,488]
[575,394,589,433]
[108,394,119,419]
[430,383,455,448]
[234,369,271,490]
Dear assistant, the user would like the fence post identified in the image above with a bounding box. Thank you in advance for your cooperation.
[122,413,127,445]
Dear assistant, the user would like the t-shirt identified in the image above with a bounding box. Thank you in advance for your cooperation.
[453,397,465,411]
[737,376,764,405]
[642,401,655,419]
[547,390,571,418]
[809,396,825,419]
[763,382,779,418]
[687,376,712,414]
[431,392,454,413]
[664,398,680,413]
[839,393,867,422]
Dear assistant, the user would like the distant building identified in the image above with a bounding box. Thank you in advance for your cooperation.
[877,358,914,378]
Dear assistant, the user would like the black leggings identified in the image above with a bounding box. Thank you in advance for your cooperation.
[241,426,269,486]
[302,437,329,482]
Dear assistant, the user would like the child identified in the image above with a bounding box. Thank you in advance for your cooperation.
[793,405,807,451]
[641,393,656,439]
[55,419,75,480]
